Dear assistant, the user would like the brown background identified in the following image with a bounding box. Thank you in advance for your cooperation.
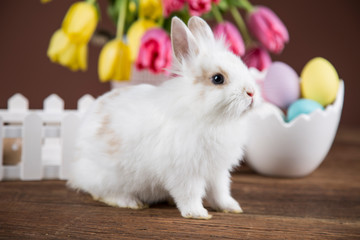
[0,0,359,126]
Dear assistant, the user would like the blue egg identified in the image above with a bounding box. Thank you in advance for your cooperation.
[287,99,324,122]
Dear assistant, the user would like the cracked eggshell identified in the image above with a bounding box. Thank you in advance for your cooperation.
[245,81,344,178]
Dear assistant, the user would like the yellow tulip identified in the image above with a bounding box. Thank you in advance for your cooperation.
[129,1,137,13]
[127,19,157,61]
[62,2,98,44]
[98,39,131,82]
[139,0,163,20]
[47,29,87,71]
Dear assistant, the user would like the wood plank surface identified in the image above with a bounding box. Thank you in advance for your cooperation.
[0,126,359,239]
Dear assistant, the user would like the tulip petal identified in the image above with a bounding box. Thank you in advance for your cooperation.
[62,2,98,43]
[47,27,90,71]
[135,28,172,74]
[47,29,70,62]
[213,22,245,56]
[78,43,87,71]
[139,0,163,20]
[243,46,272,71]
[163,0,185,17]
[248,6,289,54]
[127,19,158,62]
[58,42,78,70]
[98,40,119,82]
[98,39,131,82]
[188,0,212,16]
[115,43,131,81]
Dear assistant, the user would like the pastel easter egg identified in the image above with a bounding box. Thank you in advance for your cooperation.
[287,99,324,122]
[263,62,300,109]
[301,57,339,106]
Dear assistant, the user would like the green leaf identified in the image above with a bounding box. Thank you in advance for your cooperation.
[124,0,139,33]
[201,11,214,20]
[229,0,253,11]
[162,8,190,33]
[107,4,118,24]
[218,0,229,11]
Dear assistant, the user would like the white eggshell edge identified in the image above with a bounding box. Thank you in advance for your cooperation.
[245,80,344,178]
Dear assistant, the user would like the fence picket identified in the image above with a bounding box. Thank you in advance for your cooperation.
[44,94,64,113]
[21,113,42,180]
[0,94,91,181]
[8,94,28,112]
[60,113,80,180]
[78,94,94,114]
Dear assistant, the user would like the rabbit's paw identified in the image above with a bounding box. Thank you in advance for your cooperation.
[216,198,243,214]
[221,207,243,214]
[181,207,212,220]
[100,196,149,210]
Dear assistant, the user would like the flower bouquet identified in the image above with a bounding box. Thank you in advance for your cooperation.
[46,0,289,84]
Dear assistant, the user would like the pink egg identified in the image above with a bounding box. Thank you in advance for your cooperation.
[263,62,300,109]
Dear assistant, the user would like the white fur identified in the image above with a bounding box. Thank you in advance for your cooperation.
[67,17,261,219]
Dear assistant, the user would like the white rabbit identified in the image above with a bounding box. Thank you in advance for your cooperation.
[67,16,261,219]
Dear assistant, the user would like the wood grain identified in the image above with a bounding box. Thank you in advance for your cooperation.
[0,126,359,239]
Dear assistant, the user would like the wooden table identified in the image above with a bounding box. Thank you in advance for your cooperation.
[1,126,359,239]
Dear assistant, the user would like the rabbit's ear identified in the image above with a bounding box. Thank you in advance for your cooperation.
[171,17,199,64]
[188,16,214,42]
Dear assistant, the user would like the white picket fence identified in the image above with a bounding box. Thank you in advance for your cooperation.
[0,94,95,181]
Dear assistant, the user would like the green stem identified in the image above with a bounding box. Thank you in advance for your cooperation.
[116,0,128,39]
[158,15,165,28]
[86,0,96,5]
[228,3,251,46]
[238,0,254,12]
[211,3,223,23]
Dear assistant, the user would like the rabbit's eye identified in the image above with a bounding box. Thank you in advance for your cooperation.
[211,74,225,85]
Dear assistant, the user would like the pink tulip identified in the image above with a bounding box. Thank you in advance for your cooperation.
[242,46,271,71]
[136,28,172,74]
[213,21,245,56]
[163,0,186,17]
[187,0,212,16]
[247,6,289,54]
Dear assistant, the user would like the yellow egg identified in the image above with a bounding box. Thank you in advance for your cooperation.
[300,57,339,106]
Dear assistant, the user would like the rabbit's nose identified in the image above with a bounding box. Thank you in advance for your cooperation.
[245,88,255,97]
[246,91,254,97]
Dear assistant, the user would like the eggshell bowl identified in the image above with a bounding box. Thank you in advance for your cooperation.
[245,81,344,178]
